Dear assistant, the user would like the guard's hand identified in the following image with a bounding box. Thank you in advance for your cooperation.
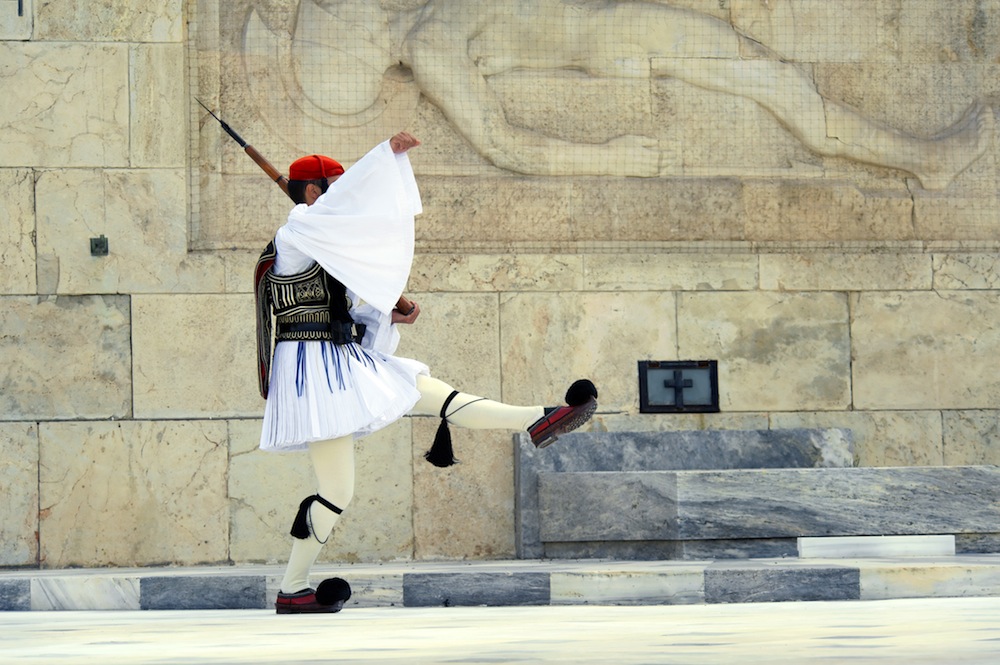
[390,131,421,154]
[392,300,420,325]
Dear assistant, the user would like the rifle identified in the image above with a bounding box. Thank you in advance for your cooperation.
[196,98,290,198]
[197,99,415,315]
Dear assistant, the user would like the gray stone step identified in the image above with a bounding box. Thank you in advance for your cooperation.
[536,466,1000,559]
[516,428,854,557]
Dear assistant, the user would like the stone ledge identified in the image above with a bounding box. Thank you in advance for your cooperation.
[798,535,957,558]
[3,556,1000,611]
[537,466,1000,552]
[516,428,854,558]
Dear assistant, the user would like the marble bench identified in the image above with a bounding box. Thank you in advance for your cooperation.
[535,466,1000,560]
[515,428,855,558]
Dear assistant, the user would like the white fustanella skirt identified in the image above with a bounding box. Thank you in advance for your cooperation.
[259,340,428,452]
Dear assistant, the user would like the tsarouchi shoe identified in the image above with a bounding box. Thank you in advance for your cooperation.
[275,589,343,614]
[528,379,599,449]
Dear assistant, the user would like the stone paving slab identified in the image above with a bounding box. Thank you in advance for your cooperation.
[3,556,1000,612]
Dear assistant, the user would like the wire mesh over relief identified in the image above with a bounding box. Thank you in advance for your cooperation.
[190,0,1000,254]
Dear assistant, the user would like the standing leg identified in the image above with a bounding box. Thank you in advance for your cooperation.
[276,435,355,613]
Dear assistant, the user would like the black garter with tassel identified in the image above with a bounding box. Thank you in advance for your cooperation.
[424,390,460,467]
[290,494,343,540]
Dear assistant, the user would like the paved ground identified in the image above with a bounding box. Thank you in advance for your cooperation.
[2,596,999,664]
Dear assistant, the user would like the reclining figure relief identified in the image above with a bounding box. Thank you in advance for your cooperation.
[243,0,993,189]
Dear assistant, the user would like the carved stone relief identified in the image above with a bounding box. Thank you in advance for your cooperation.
[193,1,999,249]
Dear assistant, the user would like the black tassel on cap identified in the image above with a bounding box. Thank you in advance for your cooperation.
[424,390,460,467]
[565,378,598,406]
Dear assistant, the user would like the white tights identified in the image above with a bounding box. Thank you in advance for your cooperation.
[279,375,543,593]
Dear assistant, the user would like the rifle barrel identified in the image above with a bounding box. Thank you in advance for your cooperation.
[197,98,290,198]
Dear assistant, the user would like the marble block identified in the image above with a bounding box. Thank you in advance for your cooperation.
[0,43,128,167]
[538,466,1000,549]
[912,179,1000,242]
[412,421,516,561]
[759,253,932,292]
[409,254,583,293]
[798,535,957,559]
[0,169,35,294]
[550,569,704,606]
[395,292,502,400]
[582,253,757,292]
[770,409,942,468]
[678,291,852,411]
[0,423,38,566]
[131,45,187,168]
[540,537,798,562]
[228,419,312,564]
[957,534,1000,555]
[500,291,676,411]
[35,169,224,295]
[741,181,915,242]
[140,576,265,610]
[705,565,861,604]
[31,576,140,611]
[336,573,405,609]
[328,423,417,563]
[253,570,395,610]
[852,291,1000,410]
[942,410,1000,466]
[402,572,549,608]
[0,296,131,420]
[516,428,854,558]
[0,0,32,40]
[35,0,182,41]
[39,421,230,567]
[933,254,1000,291]
[0,580,30,611]
[131,294,258,418]
[860,559,1000,601]
[679,538,797,561]
[540,472,678,542]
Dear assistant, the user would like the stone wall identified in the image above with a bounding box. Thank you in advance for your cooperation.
[2,1,1000,569]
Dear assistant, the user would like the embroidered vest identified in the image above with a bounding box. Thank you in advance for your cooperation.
[254,241,362,399]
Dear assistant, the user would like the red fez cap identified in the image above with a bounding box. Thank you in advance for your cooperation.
[289,154,344,181]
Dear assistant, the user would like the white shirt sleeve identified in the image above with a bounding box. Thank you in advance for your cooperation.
[350,302,400,355]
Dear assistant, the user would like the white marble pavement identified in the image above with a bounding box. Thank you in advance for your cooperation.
[2,597,1000,664]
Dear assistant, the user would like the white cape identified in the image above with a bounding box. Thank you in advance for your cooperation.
[276,140,421,314]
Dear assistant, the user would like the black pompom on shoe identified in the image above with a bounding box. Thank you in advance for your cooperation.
[565,379,598,406]
[315,577,352,608]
